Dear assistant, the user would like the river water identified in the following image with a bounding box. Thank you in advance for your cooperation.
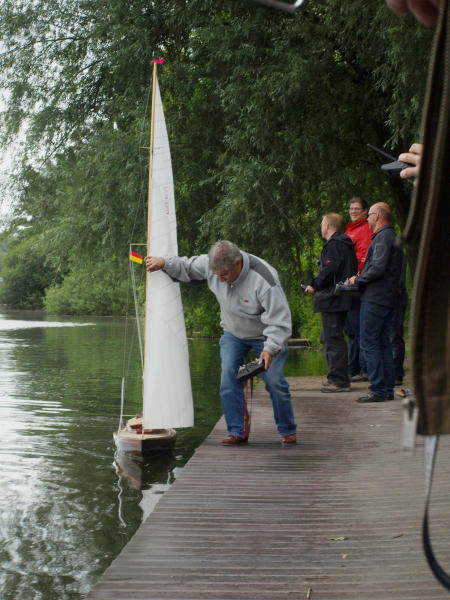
[0,307,326,599]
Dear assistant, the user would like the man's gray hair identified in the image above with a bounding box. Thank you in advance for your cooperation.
[208,240,242,271]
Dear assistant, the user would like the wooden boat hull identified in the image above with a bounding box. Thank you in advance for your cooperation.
[114,417,176,455]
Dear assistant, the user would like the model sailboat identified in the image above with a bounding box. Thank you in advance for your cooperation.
[114,60,194,455]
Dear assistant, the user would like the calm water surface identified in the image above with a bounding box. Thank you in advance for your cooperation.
[0,307,326,599]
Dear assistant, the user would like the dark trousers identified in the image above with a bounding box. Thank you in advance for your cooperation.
[320,311,349,387]
[360,301,395,398]
[345,297,367,376]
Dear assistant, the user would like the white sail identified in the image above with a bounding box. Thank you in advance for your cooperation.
[142,78,194,430]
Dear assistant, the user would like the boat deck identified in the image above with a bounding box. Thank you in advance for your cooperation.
[87,377,450,599]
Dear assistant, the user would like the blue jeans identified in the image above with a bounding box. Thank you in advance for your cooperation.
[219,332,297,439]
[360,301,395,398]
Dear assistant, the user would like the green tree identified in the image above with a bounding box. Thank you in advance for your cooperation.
[0,232,64,308]
[0,0,434,326]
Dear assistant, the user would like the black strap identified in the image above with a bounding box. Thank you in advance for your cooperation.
[243,378,254,439]
[423,436,450,590]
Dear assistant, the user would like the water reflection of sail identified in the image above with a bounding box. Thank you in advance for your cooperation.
[114,452,175,524]
[114,59,193,455]
[114,451,174,491]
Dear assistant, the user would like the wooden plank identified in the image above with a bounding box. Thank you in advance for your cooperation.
[87,378,450,599]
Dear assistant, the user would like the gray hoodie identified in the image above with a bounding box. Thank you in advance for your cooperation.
[162,250,292,356]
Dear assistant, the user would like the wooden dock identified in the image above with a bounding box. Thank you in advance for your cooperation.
[87,377,450,599]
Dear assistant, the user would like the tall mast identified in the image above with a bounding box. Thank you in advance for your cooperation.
[143,60,160,382]
[146,60,159,257]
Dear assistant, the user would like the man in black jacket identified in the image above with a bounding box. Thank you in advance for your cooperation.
[348,203,403,403]
[305,213,358,393]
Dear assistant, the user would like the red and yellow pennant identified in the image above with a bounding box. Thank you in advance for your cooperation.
[129,250,143,265]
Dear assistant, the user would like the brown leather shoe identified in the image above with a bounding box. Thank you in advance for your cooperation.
[222,435,247,446]
[281,433,297,444]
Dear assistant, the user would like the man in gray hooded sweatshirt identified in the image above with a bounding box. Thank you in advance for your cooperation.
[145,240,297,446]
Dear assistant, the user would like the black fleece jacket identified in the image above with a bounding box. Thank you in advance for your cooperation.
[310,232,358,313]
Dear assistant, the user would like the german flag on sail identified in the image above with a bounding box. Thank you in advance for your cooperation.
[129,250,143,264]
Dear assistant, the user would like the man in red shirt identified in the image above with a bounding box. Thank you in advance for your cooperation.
[346,198,373,273]
[344,198,373,381]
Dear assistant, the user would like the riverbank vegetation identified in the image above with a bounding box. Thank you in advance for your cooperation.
[0,1,432,339]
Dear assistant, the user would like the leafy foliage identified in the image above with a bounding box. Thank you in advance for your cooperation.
[0,232,64,308]
[44,259,130,315]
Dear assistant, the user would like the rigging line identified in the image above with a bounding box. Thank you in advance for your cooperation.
[260,185,308,247]
[130,256,144,370]
[121,262,144,402]
[118,377,125,432]
[120,268,132,401]
[123,264,146,388]
[124,318,138,391]
[121,238,140,392]
[120,256,144,427]
[128,85,153,246]
[128,153,149,247]
[120,85,152,400]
